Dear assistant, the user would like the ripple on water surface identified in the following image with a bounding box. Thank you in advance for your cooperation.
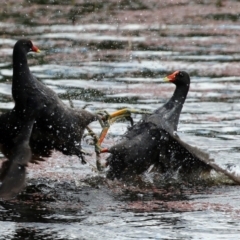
[2,1,240,239]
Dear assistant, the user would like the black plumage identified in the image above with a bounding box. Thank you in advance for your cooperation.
[106,71,212,180]
[0,116,34,200]
[0,39,98,162]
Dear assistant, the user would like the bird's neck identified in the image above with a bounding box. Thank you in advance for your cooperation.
[12,49,34,111]
[12,49,30,78]
[171,84,189,105]
[163,84,189,132]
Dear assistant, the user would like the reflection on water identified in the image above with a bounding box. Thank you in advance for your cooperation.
[1,1,240,239]
[0,182,240,240]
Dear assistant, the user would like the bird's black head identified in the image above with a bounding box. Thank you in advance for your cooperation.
[164,70,190,87]
[14,39,40,54]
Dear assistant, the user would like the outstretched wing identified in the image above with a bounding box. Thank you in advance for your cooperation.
[170,133,240,184]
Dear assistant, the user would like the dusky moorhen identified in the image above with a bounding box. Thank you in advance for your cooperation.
[104,71,212,180]
[3,39,99,163]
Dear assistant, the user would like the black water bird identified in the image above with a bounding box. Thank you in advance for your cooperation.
[1,39,100,163]
[104,71,213,180]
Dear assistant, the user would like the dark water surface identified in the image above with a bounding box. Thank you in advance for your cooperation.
[1,1,240,239]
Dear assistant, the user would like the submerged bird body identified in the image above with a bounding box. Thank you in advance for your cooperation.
[106,71,212,180]
[0,39,96,161]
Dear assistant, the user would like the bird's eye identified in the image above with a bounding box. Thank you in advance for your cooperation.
[178,72,184,77]
[27,42,33,51]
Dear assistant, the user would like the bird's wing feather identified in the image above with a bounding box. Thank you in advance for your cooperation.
[171,133,240,184]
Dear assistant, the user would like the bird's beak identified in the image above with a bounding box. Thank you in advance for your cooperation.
[31,45,41,53]
[163,71,179,82]
[163,76,171,82]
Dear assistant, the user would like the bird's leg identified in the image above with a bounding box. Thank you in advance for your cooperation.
[86,108,151,171]
[85,121,116,171]
[96,108,151,146]
[85,126,106,171]
[100,108,151,126]
[66,96,104,169]
[76,147,100,172]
